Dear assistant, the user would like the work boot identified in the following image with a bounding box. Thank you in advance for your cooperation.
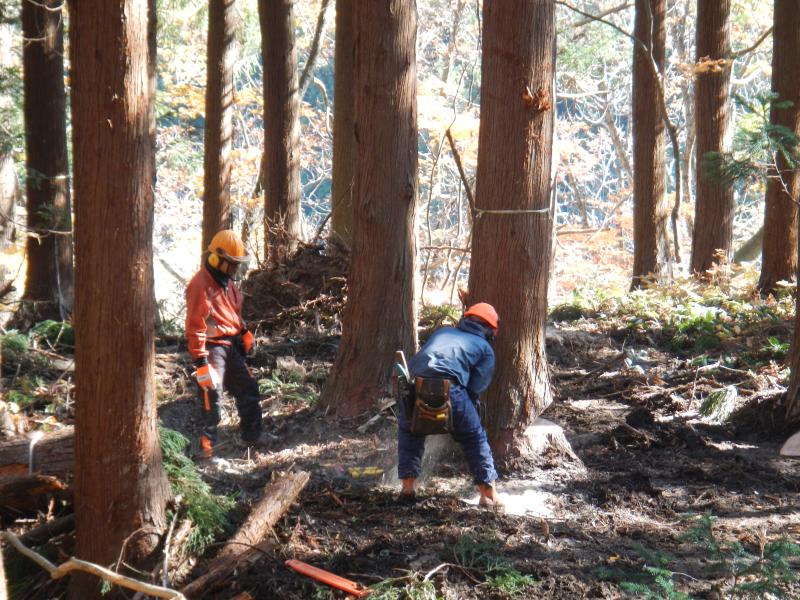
[399,477,417,501]
[199,435,214,459]
[477,483,505,512]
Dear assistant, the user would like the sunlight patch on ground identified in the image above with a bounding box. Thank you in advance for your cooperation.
[461,482,555,518]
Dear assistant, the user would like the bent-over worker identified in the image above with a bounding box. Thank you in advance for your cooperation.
[185,229,264,458]
[398,303,502,509]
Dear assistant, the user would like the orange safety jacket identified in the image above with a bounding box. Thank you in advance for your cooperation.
[185,265,246,361]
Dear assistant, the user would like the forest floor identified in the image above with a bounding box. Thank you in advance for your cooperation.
[154,300,800,599]
[3,253,800,599]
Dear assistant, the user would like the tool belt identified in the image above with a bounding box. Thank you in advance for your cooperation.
[409,377,453,436]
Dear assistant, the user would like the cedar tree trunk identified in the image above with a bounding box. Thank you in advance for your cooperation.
[691,0,733,274]
[22,0,74,318]
[202,0,236,253]
[69,1,169,596]
[777,0,800,421]
[758,0,800,296]
[320,0,418,417]
[330,0,354,246]
[631,0,671,288]
[468,0,555,466]
[259,0,301,262]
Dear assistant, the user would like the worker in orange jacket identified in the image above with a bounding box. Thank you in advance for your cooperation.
[186,229,264,458]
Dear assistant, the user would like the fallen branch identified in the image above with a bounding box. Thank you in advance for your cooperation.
[0,474,69,512]
[0,531,185,599]
[20,514,75,547]
[181,471,310,598]
[0,428,73,479]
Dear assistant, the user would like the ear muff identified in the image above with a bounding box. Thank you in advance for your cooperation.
[208,253,220,268]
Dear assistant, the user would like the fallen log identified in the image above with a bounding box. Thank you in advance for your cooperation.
[181,471,310,598]
[20,514,75,547]
[0,428,74,479]
[0,474,69,513]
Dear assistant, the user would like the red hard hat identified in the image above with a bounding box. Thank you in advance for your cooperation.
[464,303,499,331]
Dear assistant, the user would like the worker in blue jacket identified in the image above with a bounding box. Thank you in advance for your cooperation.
[399,303,502,509]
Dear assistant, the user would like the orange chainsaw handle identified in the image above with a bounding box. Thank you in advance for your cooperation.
[285,559,371,597]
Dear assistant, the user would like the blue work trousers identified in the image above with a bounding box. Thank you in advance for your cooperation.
[397,384,498,485]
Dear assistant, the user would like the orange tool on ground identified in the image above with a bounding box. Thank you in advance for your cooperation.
[285,559,371,598]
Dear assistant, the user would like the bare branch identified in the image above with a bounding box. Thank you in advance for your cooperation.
[298,0,332,100]
[730,26,774,60]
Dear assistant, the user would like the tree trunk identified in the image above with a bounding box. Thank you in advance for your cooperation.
[467,0,555,466]
[777,0,800,421]
[631,0,671,288]
[0,155,15,248]
[690,0,733,274]
[440,0,465,85]
[330,0,355,246]
[259,0,301,263]
[202,0,236,254]
[758,0,800,296]
[21,0,74,318]
[320,0,418,418]
[68,1,169,596]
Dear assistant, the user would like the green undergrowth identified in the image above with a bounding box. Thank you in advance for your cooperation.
[550,268,794,356]
[159,426,235,555]
[595,512,800,599]
[258,368,321,405]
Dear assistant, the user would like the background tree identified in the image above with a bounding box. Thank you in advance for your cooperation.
[631,0,671,288]
[0,4,17,254]
[758,0,799,295]
[21,0,74,318]
[467,0,555,465]
[321,0,418,418]
[775,0,800,421]
[329,0,354,246]
[259,0,301,262]
[69,0,169,595]
[202,0,237,253]
[690,0,733,274]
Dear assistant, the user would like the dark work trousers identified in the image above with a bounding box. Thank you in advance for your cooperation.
[397,384,498,485]
[199,343,263,443]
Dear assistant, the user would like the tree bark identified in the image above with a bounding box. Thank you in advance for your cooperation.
[259,0,301,263]
[320,0,418,418]
[467,0,555,466]
[202,0,237,254]
[0,155,15,248]
[330,0,355,246]
[22,0,74,318]
[691,0,733,274]
[758,0,800,296]
[68,1,169,596]
[631,0,671,288]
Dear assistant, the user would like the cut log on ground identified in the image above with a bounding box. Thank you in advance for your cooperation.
[0,474,69,513]
[20,514,75,547]
[0,428,74,479]
[181,470,310,598]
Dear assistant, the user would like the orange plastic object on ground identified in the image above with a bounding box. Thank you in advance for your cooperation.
[285,559,371,597]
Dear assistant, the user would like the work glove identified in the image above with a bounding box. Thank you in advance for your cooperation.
[241,329,254,355]
[195,361,218,390]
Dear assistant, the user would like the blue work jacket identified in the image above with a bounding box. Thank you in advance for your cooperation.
[408,318,495,400]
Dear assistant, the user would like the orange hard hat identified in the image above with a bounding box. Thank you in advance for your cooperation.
[464,303,499,331]
[208,229,249,264]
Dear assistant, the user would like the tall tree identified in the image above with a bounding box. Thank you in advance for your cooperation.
[69,0,169,595]
[21,0,74,318]
[330,0,354,246]
[758,0,800,296]
[691,0,733,274]
[775,0,800,422]
[259,0,301,263]
[631,0,671,288]
[321,0,418,418]
[202,0,237,253]
[467,0,555,465]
